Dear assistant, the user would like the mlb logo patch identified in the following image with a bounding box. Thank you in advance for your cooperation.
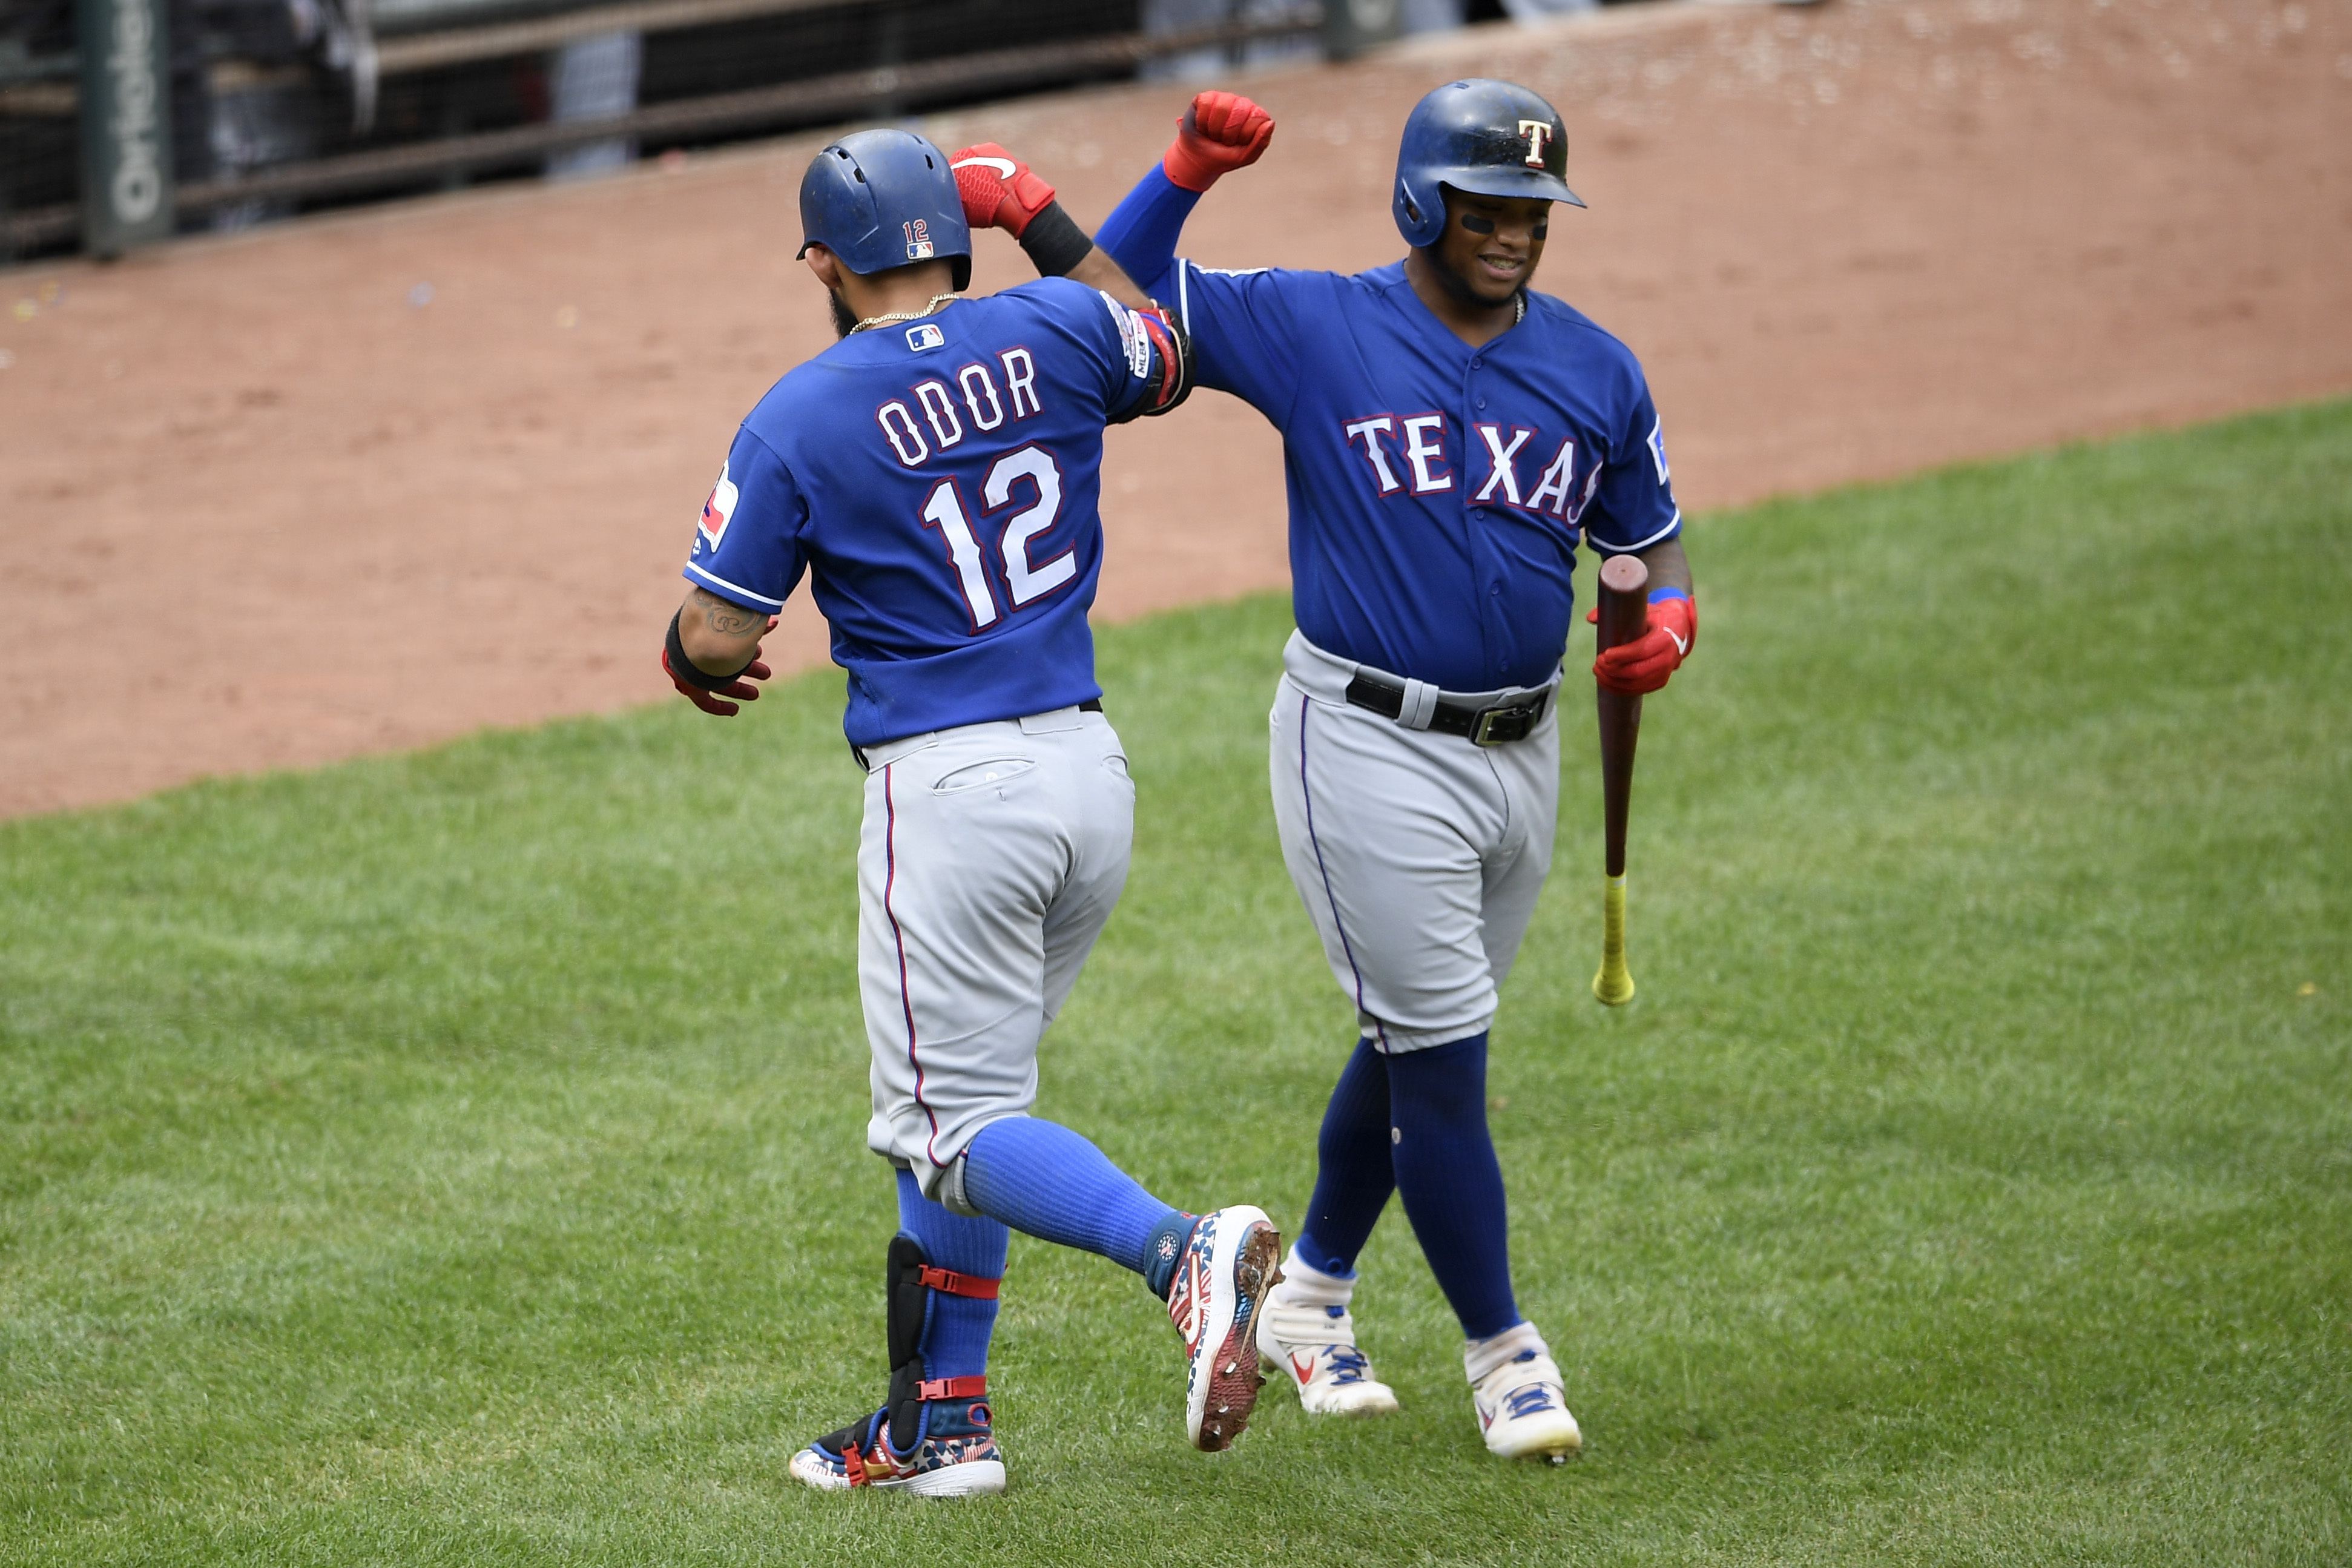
[906,322,944,352]
[1101,294,1151,380]
[698,461,739,551]
[903,218,935,261]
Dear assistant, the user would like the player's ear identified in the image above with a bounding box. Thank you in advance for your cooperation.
[803,245,843,291]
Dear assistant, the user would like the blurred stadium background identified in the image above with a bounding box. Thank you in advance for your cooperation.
[0,0,1676,258]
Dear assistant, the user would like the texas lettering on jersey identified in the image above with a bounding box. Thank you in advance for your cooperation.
[1340,412,1603,533]
[682,278,1162,748]
[1157,257,1679,693]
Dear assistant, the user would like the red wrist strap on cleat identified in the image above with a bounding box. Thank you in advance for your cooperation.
[917,1374,989,1401]
[917,1265,1001,1299]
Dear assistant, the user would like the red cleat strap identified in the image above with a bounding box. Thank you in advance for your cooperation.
[917,1266,1001,1299]
[918,1375,989,1401]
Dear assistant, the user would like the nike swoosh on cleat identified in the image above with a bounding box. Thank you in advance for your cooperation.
[1290,1352,1316,1386]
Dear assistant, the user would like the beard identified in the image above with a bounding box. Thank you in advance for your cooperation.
[1423,245,1528,314]
[828,288,858,340]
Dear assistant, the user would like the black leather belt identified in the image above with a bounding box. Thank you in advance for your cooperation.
[1343,671,1550,746]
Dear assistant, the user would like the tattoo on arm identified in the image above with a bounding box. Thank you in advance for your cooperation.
[692,588,765,639]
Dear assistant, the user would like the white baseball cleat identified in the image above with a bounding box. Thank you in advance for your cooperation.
[1254,1245,1400,1417]
[1466,1322,1582,1462]
[1167,1206,1282,1451]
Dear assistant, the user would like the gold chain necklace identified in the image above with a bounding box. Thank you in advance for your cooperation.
[849,294,959,334]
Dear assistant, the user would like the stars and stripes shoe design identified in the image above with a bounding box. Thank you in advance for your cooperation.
[1254,1245,1400,1417]
[1167,1205,1282,1451]
[786,1395,1006,1497]
[1466,1322,1582,1462]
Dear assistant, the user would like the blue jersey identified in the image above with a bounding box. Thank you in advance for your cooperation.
[685,277,1164,746]
[1099,169,1681,694]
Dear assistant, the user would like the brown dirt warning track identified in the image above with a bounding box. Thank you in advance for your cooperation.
[2,0,2348,819]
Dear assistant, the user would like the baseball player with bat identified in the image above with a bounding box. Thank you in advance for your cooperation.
[1090,81,1698,1460]
[662,127,1281,1497]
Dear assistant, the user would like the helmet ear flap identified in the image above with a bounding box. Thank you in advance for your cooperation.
[1394,176,1441,249]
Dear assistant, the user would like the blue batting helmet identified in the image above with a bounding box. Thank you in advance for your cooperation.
[1392,79,1584,250]
[797,128,972,289]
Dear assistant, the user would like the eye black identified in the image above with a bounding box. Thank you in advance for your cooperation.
[1532,222,1548,240]
[1460,213,1497,235]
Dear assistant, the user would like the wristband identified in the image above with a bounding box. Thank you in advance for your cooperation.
[1646,587,1690,605]
[664,608,757,691]
[1015,200,1093,278]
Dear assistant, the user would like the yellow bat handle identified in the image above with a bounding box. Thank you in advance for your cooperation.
[1592,873,1635,1006]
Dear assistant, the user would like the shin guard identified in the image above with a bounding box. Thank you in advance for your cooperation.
[884,1234,1000,1452]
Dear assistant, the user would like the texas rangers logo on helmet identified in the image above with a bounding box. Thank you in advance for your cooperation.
[1517,119,1553,168]
[698,461,739,550]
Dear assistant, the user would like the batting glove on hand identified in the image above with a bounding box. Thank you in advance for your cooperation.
[948,143,1058,237]
[663,641,773,718]
[1162,90,1274,193]
[1590,595,1696,696]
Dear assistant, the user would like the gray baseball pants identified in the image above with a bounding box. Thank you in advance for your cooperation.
[856,706,1134,1199]
[1268,631,1561,1053]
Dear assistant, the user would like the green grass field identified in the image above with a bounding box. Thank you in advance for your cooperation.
[4,401,2348,1565]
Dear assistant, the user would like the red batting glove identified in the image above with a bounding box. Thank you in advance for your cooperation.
[948,143,1058,238]
[1592,596,1696,696]
[1162,90,1274,193]
[664,645,772,718]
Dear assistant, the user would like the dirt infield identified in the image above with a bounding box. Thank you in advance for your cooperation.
[2,0,2347,819]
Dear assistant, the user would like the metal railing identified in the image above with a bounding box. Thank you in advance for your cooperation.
[3,5,1325,257]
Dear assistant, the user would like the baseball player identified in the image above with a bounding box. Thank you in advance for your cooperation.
[661,127,1281,1497]
[1092,82,1698,1461]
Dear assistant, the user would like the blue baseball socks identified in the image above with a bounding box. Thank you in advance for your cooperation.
[1293,1036,1394,1277]
[960,1116,1195,1299]
[1293,1032,1520,1340]
[893,1168,1006,1385]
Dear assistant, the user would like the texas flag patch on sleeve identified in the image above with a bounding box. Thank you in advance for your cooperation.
[698,462,739,550]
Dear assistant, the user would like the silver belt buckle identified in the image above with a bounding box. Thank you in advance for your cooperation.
[1471,700,1537,747]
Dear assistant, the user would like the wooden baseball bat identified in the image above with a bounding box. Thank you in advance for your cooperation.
[1592,554,1649,1006]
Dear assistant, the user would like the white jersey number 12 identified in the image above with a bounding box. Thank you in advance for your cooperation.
[918,444,1075,634]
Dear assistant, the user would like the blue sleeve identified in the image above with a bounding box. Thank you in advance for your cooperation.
[1095,163,1202,303]
[682,427,808,612]
[1166,262,1308,423]
[1035,278,1166,421]
[1096,162,1305,421]
[1580,382,1682,555]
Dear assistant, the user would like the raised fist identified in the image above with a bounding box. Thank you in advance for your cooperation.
[948,143,1058,238]
[1590,595,1696,696]
[1162,90,1275,193]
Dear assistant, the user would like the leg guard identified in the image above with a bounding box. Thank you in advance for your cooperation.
[885,1234,999,1452]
